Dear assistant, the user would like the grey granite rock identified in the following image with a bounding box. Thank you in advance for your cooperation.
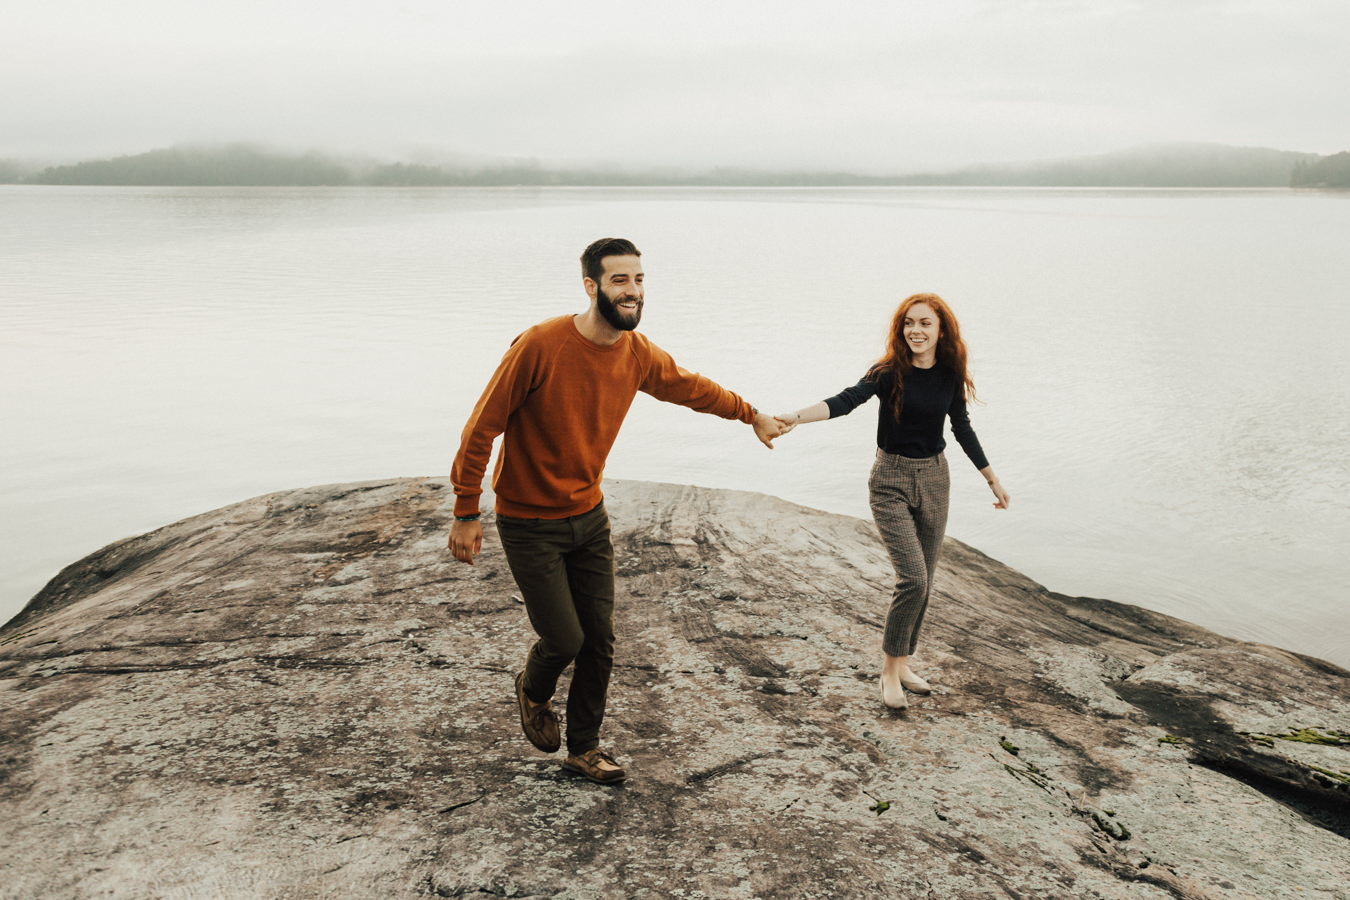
[1,478,1346,899]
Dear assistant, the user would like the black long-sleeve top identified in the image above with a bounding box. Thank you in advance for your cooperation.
[823,365,990,470]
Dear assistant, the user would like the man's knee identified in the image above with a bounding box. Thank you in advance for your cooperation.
[535,627,585,665]
[579,629,616,663]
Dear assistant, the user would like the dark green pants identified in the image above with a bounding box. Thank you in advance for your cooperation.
[496,502,615,754]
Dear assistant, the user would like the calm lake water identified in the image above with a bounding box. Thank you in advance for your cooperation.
[2,185,1347,666]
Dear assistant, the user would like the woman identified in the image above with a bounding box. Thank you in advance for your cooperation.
[776,293,1010,709]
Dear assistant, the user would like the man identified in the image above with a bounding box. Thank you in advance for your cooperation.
[449,238,784,785]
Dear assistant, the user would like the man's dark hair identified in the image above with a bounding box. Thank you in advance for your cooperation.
[581,238,641,283]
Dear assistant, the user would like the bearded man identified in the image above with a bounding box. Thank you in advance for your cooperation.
[449,237,785,784]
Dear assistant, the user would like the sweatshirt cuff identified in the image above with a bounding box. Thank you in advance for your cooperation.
[453,493,482,518]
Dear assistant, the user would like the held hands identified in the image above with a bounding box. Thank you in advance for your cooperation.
[752,410,793,448]
[448,518,483,565]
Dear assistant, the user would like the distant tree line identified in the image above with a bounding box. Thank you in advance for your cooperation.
[899,144,1318,188]
[5,143,1347,188]
[23,147,898,187]
[1290,152,1350,188]
[360,161,892,187]
[31,145,352,186]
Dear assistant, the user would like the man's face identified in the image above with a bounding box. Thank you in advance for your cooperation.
[591,255,644,331]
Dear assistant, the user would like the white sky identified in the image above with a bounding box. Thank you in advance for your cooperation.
[5,0,1347,171]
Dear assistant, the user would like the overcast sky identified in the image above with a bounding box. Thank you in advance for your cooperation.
[5,0,1347,172]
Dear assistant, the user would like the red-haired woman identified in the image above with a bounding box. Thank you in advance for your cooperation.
[776,293,1010,709]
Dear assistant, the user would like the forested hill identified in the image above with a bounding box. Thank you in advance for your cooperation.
[1291,151,1350,188]
[901,143,1322,187]
[3,142,1347,187]
[27,145,354,186]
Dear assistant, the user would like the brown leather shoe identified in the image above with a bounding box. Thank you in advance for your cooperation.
[562,748,626,784]
[515,672,560,753]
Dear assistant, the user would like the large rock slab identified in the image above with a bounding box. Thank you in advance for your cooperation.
[1,478,1346,899]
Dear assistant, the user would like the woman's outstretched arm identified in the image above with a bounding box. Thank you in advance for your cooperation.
[775,376,880,437]
[774,401,831,429]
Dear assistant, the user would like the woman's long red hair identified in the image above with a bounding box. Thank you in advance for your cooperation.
[872,293,976,419]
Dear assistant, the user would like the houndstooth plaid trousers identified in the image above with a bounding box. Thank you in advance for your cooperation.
[868,449,950,657]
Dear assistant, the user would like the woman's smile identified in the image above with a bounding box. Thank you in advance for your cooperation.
[903,302,940,358]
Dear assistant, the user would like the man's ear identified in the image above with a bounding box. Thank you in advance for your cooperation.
[583,277,598,300]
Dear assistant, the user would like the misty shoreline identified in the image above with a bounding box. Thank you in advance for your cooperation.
[4,142,1348,189]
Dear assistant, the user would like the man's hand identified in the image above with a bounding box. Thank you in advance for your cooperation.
[753,411,790,448]
[449,518,483,565]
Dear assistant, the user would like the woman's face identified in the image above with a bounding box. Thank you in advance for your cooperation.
[902,302,941,356]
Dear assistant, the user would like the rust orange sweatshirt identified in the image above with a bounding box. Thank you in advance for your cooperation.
[452,315,756,519]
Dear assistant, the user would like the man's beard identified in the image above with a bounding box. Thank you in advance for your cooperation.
[596,284,643,331]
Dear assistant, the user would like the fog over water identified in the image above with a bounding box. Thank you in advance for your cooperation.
[2,185,1347,668]
[4,0,1349,171]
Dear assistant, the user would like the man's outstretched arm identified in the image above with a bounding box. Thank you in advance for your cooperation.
[640,341,785,447]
